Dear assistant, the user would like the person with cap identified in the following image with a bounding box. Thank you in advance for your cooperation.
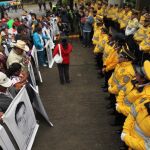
[119,5,132,31]
[53,38,73,84]
[108,45,135,95]
[93,28,109,77]
[139,32,150,52]
[102,40,120,92]
[92,16,103,45]
[7,40,30,71]
[134,16,150,43]
[0,72,13,119]
[121,61,150,150]
[107,45,135,126]
[116,60,150,117]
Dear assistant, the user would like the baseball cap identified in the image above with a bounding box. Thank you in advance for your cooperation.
[0,72,12,87]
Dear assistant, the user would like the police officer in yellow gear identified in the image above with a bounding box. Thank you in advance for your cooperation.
[102,38,118,92]
[121,60,150,150]
[116,60,150,117]
[108,46,135,95]
[107,45,135,119]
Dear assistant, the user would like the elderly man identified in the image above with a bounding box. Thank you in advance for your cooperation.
[0,72,13,119]
[7,40,30,71]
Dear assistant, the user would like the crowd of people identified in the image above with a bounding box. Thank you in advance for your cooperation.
[0,0,150,149]
[0,3,76,120]
[79,1,149,150]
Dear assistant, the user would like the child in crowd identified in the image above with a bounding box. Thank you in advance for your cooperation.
[6,63,28,90]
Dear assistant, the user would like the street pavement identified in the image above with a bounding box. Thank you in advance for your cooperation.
[32,39,121,150]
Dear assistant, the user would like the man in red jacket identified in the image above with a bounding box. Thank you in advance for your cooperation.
[53,38,73,84]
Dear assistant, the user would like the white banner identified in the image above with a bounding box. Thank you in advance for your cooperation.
[0,125,15,150]
[31,46,43,83]
[45,40,54,68]
[2,87,39,150]
[28,62,39,92]
[43,28,55,69]
[30,84,53,127]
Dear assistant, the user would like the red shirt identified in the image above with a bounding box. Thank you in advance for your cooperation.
[53,43,73,64]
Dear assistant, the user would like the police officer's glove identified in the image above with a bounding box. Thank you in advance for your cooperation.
[121,132,126,141]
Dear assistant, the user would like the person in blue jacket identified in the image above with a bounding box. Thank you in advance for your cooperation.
[33,26,49,67]
[82,10,94,48]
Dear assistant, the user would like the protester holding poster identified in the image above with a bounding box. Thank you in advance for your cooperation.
[2,87,39,150]
[53,38,73,85]
[0,72,13,118]
[6,63,28,90]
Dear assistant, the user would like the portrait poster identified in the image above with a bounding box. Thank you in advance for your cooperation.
[2,87,39,150]
[29,84,53,127]
[0,125,15,150]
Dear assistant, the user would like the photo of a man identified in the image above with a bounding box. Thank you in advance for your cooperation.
[2,87,38,150]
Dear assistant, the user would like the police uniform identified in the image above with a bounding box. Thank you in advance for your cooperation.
[108,49,135,95]
[120,9,132,30]
[121,60,150,150]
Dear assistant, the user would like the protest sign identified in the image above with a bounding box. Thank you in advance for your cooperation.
[31,46,43,83]
[0,125,15,150]
[28,62,39,92]
[2,87,39,150]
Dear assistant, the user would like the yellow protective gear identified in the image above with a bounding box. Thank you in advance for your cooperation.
[104,50,119,72]
[140,37,150,52]
[117,9,125,24]
[134,26,148,42]
[103,43,115,64]
[120,11,132,29]
[116,84,150,116]
[108,61,135,95]
[92,27,102,45]
[94,33,109,54]
[123,97,150,150]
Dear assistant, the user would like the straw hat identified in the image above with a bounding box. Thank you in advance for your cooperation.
[0,72,12,88]
[14,40,29,52]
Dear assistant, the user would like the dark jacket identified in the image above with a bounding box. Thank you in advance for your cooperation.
[0,93,12,112]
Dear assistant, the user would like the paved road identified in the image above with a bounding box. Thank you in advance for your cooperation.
[32,39,121,150]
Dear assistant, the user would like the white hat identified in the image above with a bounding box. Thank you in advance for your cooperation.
[1,31,6,37]
[14,40,29,52]
[0,72,12,88]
